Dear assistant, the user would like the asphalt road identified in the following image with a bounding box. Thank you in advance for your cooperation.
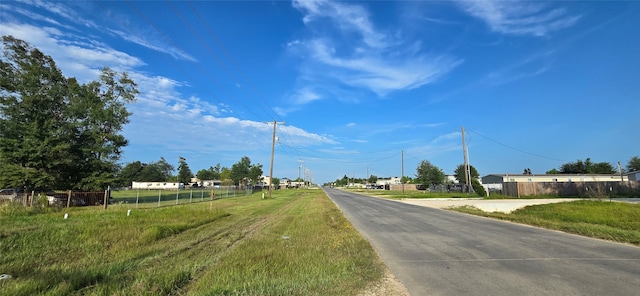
[323,188,640,296]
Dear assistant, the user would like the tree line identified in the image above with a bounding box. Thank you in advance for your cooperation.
[117,156,264,188]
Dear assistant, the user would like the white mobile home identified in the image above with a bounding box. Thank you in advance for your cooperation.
[131,181,184,190]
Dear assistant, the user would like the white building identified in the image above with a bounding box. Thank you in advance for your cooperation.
[131,181,184,190]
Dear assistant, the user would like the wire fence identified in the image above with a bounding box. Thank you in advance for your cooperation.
[0,186,258,210]
[112,186,253,209]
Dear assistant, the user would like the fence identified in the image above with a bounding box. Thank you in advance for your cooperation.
[502,181,640,198]
[1,190,108,208]
[111,186,253,209]
[1,186,257,209]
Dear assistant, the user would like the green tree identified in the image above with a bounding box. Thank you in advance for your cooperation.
[471,178,487,197]
[118,161,145,187]
[0,36,137,190]
[368,175,378,184]
[230,156,263,187]
[546,168,560,174]
[137,158,174,182]
[249,164,264,185]
[177,157,193,184]
[400,176,413,184]
[626,156,640,172]
[453,164,479,183]
[415,160,445,186]
[560,158,615,174]
[196,164,222,180]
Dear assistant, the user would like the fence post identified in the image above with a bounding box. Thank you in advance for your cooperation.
[103,188,109,210]
[66,190,72,208]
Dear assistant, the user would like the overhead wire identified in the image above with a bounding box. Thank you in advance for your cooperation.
[467,129,569,163]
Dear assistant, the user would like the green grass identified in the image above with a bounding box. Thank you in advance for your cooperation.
[0,189,385,295]
[344,188,484,199]
[451,200,640,245]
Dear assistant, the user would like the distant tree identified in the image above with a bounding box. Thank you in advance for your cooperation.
[400,176,413,184]
[177,157,193,184]
[230,156,262,187]
[249,164,264,185]
[546,168,560,174]
[118,161,145,187]
[453,164,480,183]
[137,157,174,182]
[560,158,615,174]
[271,177,280,189]
[219,167,232,185]
[368,175,378,184]
[415,160,445,185]
[196,168,215,181]
[627,156,640,172]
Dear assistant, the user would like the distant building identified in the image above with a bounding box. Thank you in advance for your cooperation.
[482,174,628,184]
[131,181,183,190]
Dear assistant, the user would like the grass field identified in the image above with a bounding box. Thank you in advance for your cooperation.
[451,200,640,245]
[0,189,386,295]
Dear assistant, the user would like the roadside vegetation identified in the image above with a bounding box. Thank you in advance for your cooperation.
[0,189,385,295]
[451,200,640,246]
[344,188,485,199]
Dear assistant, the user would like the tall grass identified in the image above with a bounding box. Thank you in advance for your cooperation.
[0,189,384,295]
[451,200,640,245]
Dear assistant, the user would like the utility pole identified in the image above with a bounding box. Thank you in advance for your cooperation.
[462,126,471,194]
[402,150,405,194]
[298,159,304,189]
[267,120,285,198]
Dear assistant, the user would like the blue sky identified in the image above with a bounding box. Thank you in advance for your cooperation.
[1,0,639,184]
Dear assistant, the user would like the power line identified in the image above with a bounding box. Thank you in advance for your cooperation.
[467,129,569,163]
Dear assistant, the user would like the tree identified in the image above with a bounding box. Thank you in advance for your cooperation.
[177,157,193,184]
[453,164,479,183]
[627,156,640,172]
[415,160,445,185]
[230,156,263,187]
[368,175,378,184]
[400,176,413,184]
[118,161,145,187]
[546,168,560,174]
[471,178,487,197]
[196,164,222,180]
[137,158,174,182]
[559,158,615,174]
[249,164,264,185]
[0,36,137,190]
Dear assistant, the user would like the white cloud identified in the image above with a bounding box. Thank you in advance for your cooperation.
[290,0,462,98]
[457,0,581,36]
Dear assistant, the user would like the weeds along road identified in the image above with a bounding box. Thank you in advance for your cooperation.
[323,187,640,296]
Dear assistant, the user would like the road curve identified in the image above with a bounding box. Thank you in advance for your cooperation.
[323,187,640,296]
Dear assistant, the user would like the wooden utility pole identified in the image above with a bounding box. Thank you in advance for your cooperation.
[462,126,471,194]
[267,120,285,198]
[402,150,405,194]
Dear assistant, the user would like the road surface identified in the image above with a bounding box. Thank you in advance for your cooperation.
[323,187,640,296]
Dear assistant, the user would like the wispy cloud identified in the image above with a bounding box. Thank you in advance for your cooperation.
[456,0,581,36]
[288,0,462,100]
